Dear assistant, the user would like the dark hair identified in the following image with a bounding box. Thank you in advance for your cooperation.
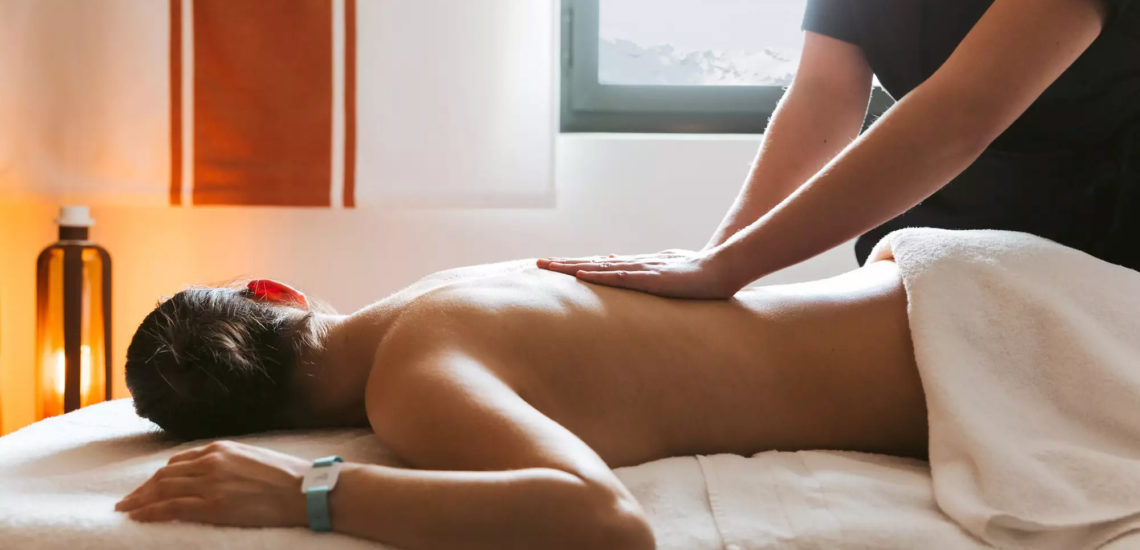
[125,287,325,440]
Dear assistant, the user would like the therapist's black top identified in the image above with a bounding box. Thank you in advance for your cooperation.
[802,0,1140,270]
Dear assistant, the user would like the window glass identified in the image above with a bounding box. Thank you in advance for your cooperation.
[598,0,808,86]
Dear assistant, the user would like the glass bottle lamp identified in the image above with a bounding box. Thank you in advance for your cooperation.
[35,206,112,419]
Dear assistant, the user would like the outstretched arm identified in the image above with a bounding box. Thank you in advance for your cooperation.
[117,348,653,550]
[345,351,651,549]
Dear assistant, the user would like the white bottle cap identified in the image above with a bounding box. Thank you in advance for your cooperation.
[56,206,95,227]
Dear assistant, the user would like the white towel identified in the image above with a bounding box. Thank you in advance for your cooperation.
[868,228,1140,549]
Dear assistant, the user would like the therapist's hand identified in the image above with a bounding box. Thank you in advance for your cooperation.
[537,248,744,299]
[115,440,308,528]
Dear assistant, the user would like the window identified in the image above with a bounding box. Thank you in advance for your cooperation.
[561,0,893,133]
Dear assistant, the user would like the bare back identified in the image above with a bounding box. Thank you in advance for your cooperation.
[365,261,926,468]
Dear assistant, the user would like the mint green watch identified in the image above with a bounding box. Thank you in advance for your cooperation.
[301,455,344,532]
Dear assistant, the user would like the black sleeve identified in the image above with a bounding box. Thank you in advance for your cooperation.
[1106,0,1139,29]
[801,0,861,46]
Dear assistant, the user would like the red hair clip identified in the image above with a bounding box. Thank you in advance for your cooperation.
[247,279,309,309]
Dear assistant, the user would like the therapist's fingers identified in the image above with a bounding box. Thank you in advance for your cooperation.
[539,255,603,263]
[540,261,580,275]
[551,254,633,263]
[545,261,650,276]
[539,252,667,267]
[575,270,660,292]
[567,261,649,273]
[541,262,584,276]
[539,256,613,267]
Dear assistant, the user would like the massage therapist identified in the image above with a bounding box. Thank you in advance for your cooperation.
[539,0,1140,297]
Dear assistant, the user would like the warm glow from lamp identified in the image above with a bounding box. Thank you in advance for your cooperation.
[49,346,94,401]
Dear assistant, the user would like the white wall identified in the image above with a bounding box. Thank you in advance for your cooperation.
[0,134,857,434]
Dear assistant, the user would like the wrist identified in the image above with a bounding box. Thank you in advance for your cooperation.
[300,456,347,532]
[703,230,727,251]
[323,462,361,531]
[705,242,758,294]
[287,483,309,527]
[703,235,729,252]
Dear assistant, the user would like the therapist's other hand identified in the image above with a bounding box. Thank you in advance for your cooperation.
[115,440,308,528]
[537,248,743,299]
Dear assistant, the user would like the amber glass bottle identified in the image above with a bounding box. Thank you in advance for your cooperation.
[34,206,112,419]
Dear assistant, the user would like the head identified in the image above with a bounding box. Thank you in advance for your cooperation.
[125,280,326,440]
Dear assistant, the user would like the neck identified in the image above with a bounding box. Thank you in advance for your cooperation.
[292,297,403,428]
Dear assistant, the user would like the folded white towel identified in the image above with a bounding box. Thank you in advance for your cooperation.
[869,228,1140,549]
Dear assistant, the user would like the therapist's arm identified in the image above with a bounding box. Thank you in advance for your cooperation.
[715,0,1109,285]
[706,31,873,249]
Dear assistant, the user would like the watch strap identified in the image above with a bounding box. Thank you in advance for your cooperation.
[303,455,343,532]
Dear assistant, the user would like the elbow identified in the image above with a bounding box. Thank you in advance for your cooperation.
[579,492,655,550]
[601,500,655,550]
[525,471,655,550]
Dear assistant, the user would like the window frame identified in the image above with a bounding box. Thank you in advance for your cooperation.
[560,0,893,134]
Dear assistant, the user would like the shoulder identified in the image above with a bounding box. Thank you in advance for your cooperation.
[366,274,527,397]
[369,290,478,380]
[364,335,520,466]
[365,268,579,408]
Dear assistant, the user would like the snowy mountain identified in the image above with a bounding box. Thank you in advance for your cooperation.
[599,38,799,87]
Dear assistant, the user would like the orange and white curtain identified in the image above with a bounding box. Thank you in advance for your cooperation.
[0,0,555,208]
[170,0,357,207]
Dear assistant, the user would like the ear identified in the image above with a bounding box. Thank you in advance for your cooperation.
[247,279,310,310]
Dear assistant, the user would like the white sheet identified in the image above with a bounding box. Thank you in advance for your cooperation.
[0,399,986,549]
[870,228,1140,550]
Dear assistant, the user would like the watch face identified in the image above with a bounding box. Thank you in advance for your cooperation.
[301,462,343,492]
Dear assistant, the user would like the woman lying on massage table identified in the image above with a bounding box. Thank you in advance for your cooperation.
[117,1,1136,546]
[116,257,923,550]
